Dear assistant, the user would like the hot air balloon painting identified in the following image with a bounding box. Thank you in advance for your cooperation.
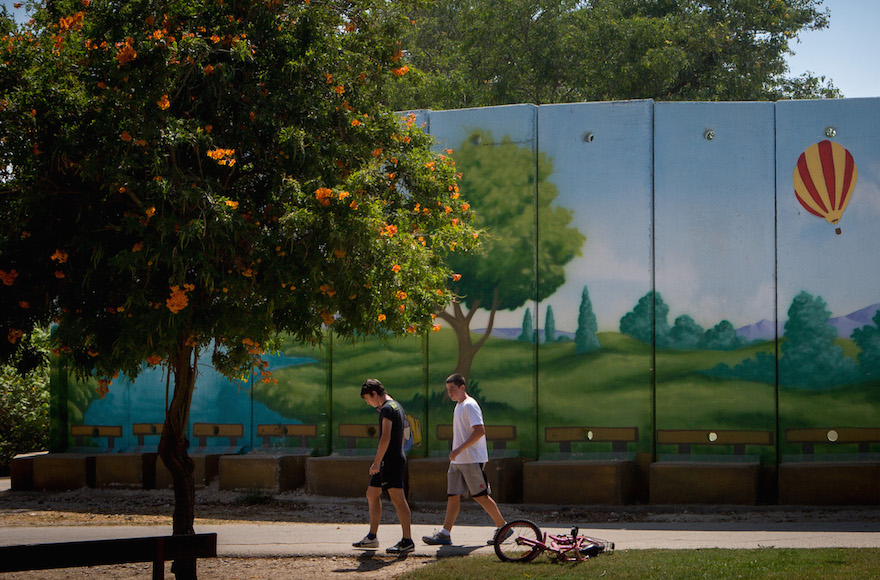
[792,140,858,235]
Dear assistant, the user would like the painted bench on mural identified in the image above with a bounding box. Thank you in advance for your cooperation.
[650,428,775,505]
[436,424,518,454]
[70,424,124,449]
[337,423,378,451]
[0,533,217,579]
[544,426,640,454]
[778,427,880,505]
[192,422,244,448]
[256,423,318,448]
[217,424,318,492]
[522,426,641,505]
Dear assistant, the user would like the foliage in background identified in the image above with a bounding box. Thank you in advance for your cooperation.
[391,0,841,110]
[0,329,49,474]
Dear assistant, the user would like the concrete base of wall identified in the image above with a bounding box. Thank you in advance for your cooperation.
[408,457,525,504]
[778,462,880,505]
[219,454,307,492]
[523,460,636,505]
[155,454,221,489]
[305,456,374,497]
[94,453,157,489]
[31,453,96,490]
[649,462,760,504]
[9,452,47,491]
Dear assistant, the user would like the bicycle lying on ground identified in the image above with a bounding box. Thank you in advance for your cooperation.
[493,520,614,563]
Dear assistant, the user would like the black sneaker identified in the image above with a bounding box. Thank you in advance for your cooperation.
[386,539,415,554]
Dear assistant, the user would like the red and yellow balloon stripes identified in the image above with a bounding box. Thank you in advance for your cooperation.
[793,139,858,234]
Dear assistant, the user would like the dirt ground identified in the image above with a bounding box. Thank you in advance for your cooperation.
[2,482,880,578]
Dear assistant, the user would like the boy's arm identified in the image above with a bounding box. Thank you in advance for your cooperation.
[370,416,393,475]
[449,423,485,461]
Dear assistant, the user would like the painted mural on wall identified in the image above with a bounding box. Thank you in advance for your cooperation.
[57,98,880,466]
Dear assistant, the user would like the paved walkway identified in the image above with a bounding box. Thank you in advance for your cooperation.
[3,477,880,556]
[3,521,880,557]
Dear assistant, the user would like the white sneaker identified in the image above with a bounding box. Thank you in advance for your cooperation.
[352,535,379,549]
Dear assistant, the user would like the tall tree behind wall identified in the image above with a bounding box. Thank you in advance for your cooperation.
[391,0,839,110]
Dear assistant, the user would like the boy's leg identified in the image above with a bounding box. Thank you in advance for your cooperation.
[387,487,412,539]
[443,493,461,532]
[366,485,382,535]
[473,493,505,527]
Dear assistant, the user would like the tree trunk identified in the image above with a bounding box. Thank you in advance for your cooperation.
[157,342,198,580]
[436,290,500,380]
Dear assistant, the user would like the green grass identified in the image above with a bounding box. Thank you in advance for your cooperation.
[400,549,880,579]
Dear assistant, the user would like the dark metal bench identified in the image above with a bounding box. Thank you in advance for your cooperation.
[0,533,217,579]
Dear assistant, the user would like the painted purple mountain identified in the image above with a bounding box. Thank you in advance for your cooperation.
[736,303,880,341]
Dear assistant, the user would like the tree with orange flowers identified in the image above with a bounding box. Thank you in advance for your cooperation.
[0,1,477,577]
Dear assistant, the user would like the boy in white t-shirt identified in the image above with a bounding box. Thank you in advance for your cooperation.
[422,373,509,546]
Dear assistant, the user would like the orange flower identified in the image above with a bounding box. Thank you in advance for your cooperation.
[54,271,66,279]
[115,38,137,65]
[19,301,29,309]
[378,314,386,322]
[157,94,170,110]
[0,269,18,286]
[395,291,407,300]
[391,66,409,77]
[392,264,401,273]
[372,148,382,157]
[204,64,214,74]
[382,224,398,236]
[315,187,333,206]
[351,119,362,127]
[120,130,132,142]
[334,85,345,94]
[432,324,441,332]
[166,284,193,313]
[225,200,239,209]
[461,203,470,211]
[51,249,69,263]
[132,242,143,252]
[7,329,24,344]
[453,273,462,281]
[147,355,163,365]
[321,311,335,326]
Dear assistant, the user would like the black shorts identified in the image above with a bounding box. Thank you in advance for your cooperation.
[369,460,405,490]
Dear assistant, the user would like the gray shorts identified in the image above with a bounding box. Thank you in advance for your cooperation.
[447,462,491,497]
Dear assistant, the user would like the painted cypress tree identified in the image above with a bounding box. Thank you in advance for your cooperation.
[575,286,600,353]
[517,307,534,342]
[544,305,556,344]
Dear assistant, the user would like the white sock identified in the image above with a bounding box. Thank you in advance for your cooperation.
[441,528,451,536]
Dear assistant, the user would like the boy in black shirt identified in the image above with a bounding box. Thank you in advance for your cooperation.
[352,379,415,554]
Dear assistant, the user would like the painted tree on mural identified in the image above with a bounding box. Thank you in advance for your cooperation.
[780,292,858,389]
[853,310,880,380]
[544,305,557,343]
[437,131,584,378]
[620,291,671,346]
[0,1,477,577]
[517,307,535,343]
[391,0,839,109]
[575,285,600,353]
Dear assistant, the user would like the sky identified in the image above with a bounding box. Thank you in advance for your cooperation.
[785,0,880,98]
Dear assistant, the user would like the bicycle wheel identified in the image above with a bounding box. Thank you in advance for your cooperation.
[494,519,542,563]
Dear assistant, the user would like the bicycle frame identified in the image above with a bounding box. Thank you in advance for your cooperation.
[515,528,601,562]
